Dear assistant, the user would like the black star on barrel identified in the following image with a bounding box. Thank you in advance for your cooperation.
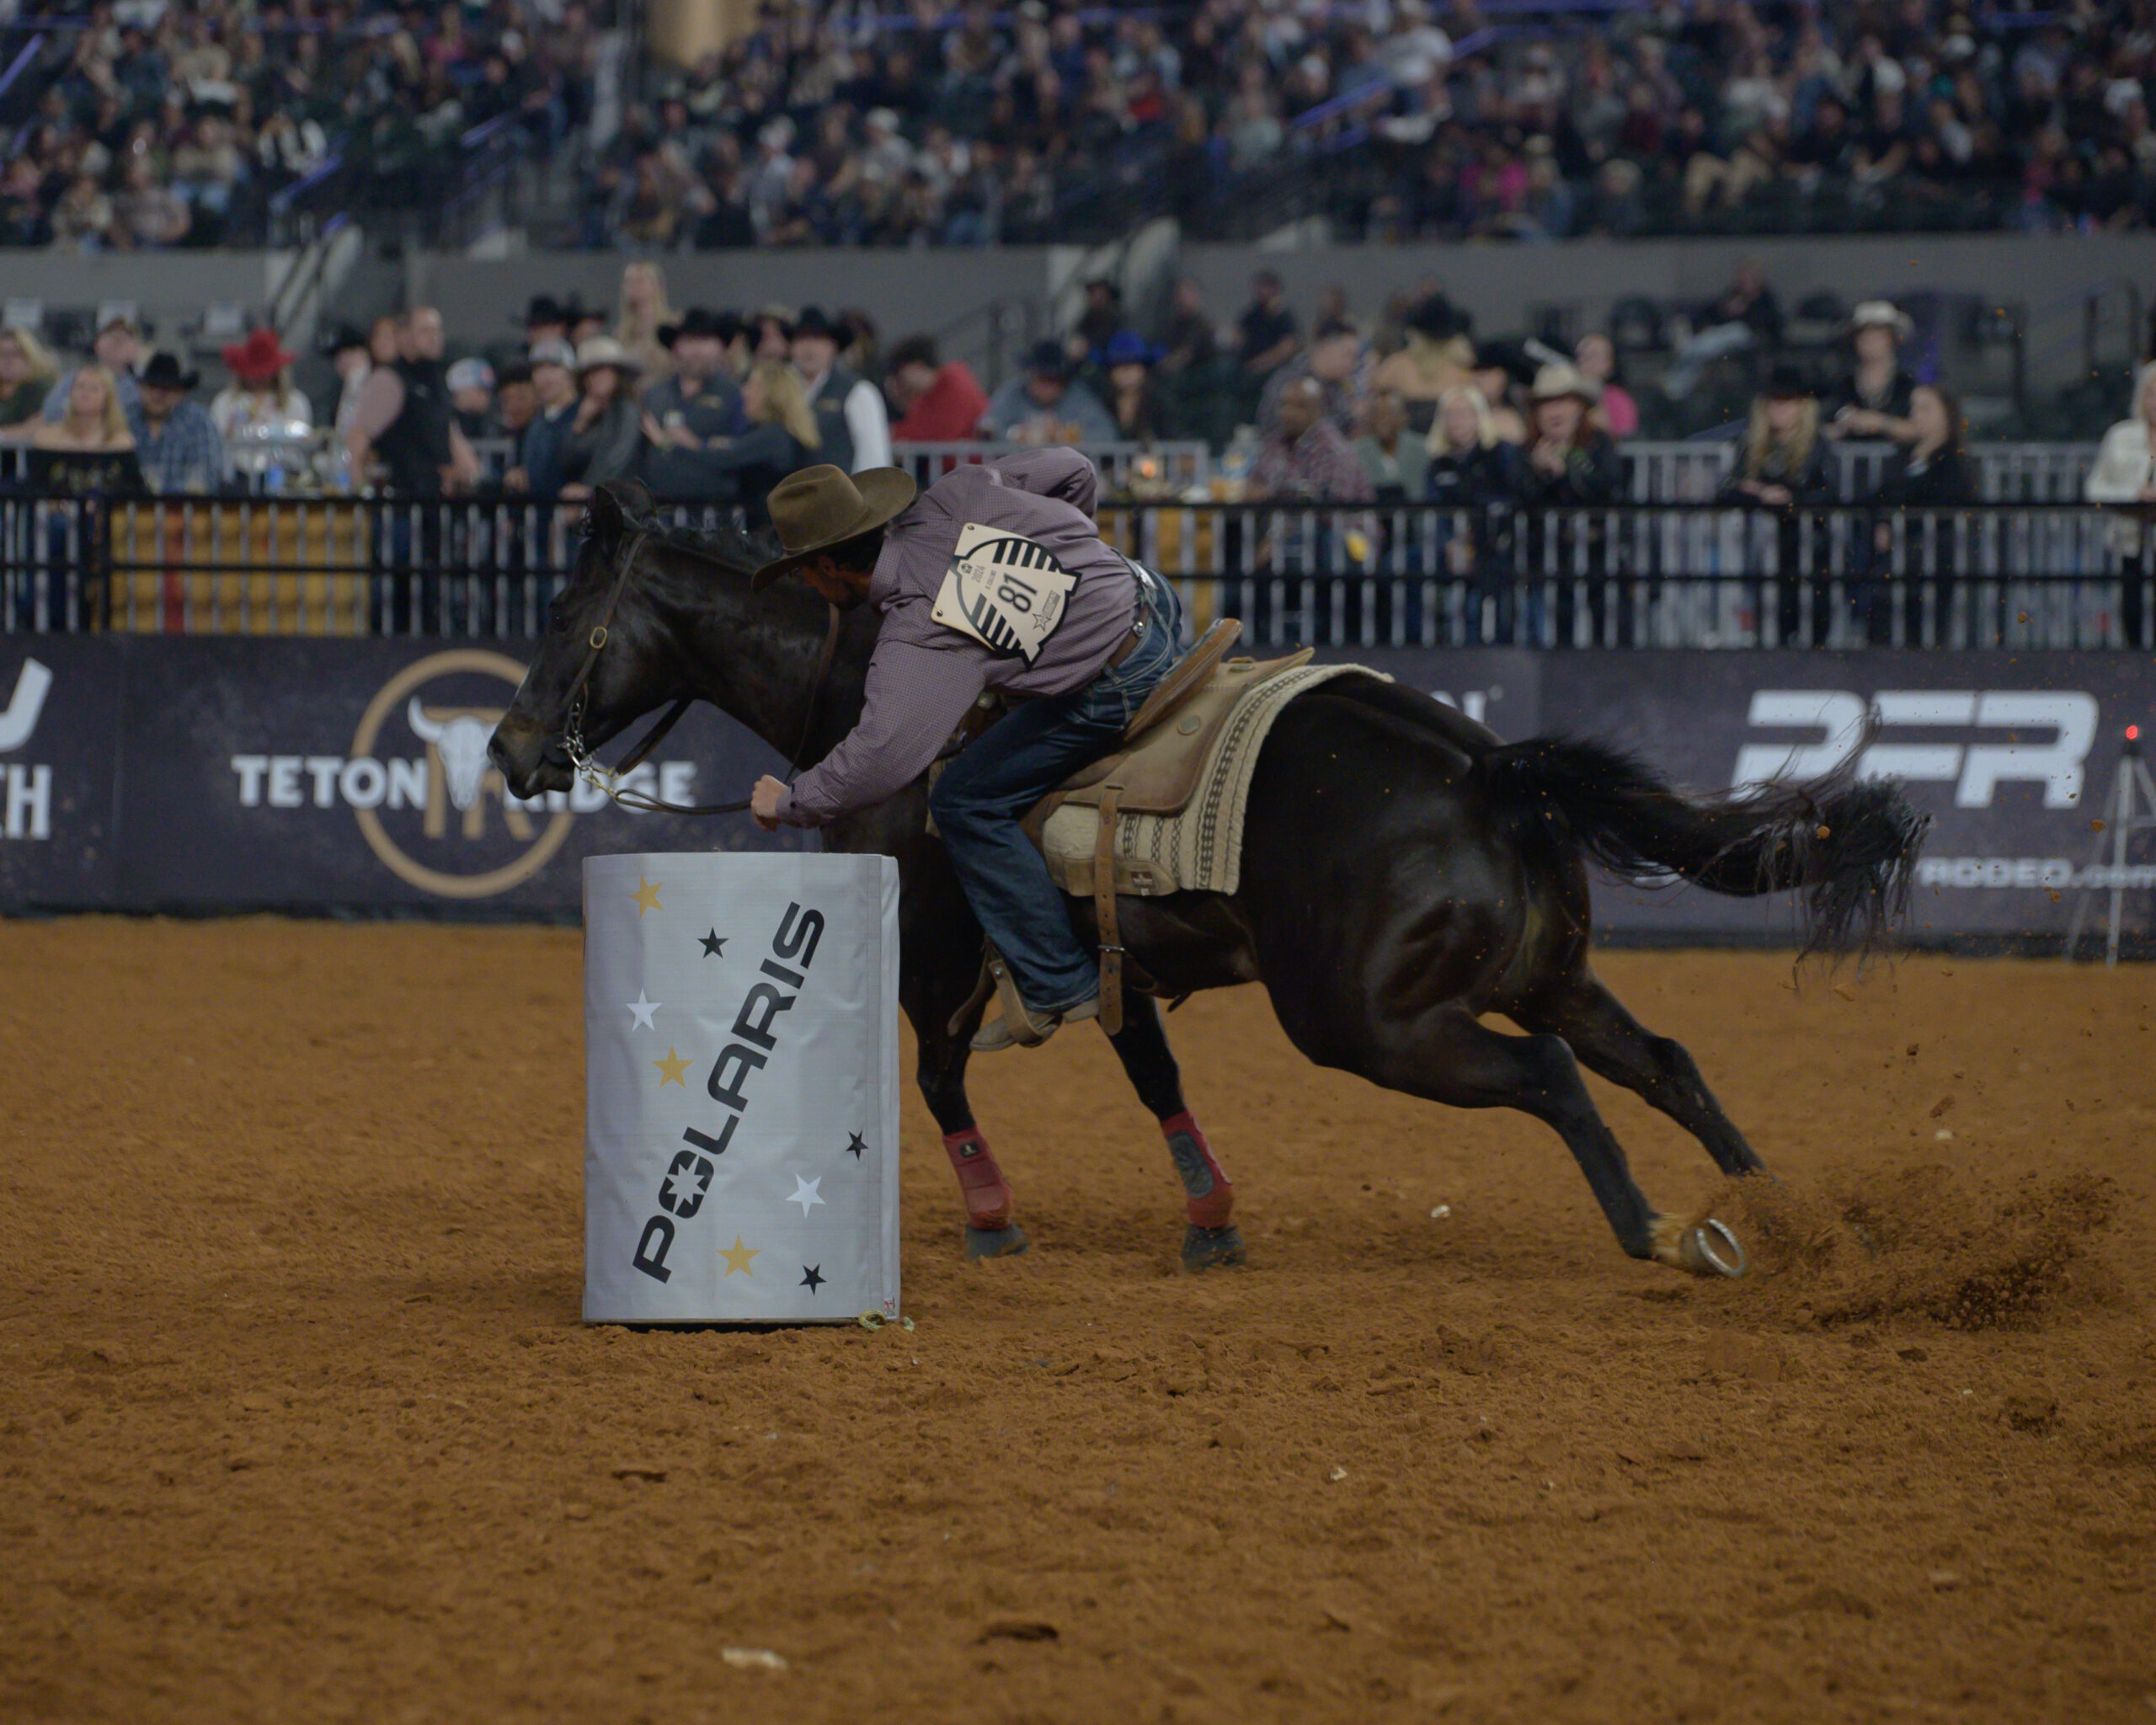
[699,929,727,958]
[845,1132,866,1159]
[800,1265,825,1294]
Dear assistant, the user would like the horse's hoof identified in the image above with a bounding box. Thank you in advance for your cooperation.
[964,1223,1029,1262]
[1181,1224,1246,1274]
[1675,1218,1748,1279]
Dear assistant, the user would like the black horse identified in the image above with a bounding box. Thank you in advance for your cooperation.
[489,487,1923,1279]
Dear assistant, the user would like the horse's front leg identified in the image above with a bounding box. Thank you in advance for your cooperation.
[1107,992,1244,1272]
[902,952,1031,1262]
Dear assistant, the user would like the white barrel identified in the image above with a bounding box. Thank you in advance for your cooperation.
[582,852,901,1324]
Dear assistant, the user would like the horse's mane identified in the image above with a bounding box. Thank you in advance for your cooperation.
[640,509,779,579]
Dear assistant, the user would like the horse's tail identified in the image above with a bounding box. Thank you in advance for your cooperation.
[1477,731,1927,958]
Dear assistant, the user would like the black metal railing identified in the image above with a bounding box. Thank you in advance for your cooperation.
[3,494,2150,651]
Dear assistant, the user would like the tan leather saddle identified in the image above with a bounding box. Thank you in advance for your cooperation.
[1018,619,1313,1033]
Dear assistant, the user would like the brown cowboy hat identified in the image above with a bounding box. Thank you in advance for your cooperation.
[750,464,917,591]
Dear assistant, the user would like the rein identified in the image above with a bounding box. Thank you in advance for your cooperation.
[559,526,845,817]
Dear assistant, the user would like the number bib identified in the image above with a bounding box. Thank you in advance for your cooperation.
[931,522,1080,664]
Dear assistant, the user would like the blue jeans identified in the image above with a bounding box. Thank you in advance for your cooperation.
[929,570,1185,1014]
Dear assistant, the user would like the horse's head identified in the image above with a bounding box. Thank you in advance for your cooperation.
[489,479,691,798]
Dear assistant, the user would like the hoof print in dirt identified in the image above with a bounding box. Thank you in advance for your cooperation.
[964,1223,1029,1262]
[1182,1224,1246,1274]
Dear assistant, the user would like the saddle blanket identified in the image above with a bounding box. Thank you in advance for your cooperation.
[1041,663,1384,899]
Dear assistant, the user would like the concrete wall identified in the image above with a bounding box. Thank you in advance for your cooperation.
[1181,233,2153,390]
[0,253,294,337]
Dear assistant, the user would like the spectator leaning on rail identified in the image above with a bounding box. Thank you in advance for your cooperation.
[447,360,499,442]
[345,307,482,498]
[1353,393,1428,506]
[2084,364,2156,558]
[1823,302,1919,445]
[133,352,225,495]
[210,329,313,444]
[0,328,58,435]
[979,341,1119,446]
[43,307,145,434]
[556,337,643,501]
[884,334,988,442]
[701,360,825,526]
[638,308,746,503]
[1719,364,1836,510]
[744,452,1184,1053]
[509,338,582,498]
[790,306,892,473]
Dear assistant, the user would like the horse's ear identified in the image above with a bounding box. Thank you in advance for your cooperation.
[600,478,655,522]
[584,479,654,549]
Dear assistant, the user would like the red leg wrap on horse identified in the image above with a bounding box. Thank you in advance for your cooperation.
[1162,1109,1235,1228]
[942,1128,1013,1231]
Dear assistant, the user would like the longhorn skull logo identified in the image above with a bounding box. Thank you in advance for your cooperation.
[406,697,499,812]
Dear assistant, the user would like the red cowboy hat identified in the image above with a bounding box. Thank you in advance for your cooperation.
[221,328,300,382]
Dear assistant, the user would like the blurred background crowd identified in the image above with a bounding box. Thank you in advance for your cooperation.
[8,254,2153,528]
[0,0,2153,252]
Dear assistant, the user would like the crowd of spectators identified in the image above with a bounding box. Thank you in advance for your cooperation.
[8,255,2156,558]
[5,0,2153,254]
[0,0,601,250]
[587,0,2156,249]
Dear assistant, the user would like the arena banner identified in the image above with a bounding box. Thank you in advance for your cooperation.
[1310,646,1543,737]
[581,852,901,1324]
[106,638,808,913]
[0,639,123,908]
[1542,651,2156,943]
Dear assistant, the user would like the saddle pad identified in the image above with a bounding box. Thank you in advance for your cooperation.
[1041,663,1385,900]
[1053,646,1312,815]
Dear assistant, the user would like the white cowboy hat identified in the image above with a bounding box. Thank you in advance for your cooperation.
[574,335,641,375]
[1849,301,1914,339]
[1529,360,1601,404]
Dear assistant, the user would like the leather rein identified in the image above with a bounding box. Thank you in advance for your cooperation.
[558,526,845,818]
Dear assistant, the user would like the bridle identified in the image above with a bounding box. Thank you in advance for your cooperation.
[558,526,846,817]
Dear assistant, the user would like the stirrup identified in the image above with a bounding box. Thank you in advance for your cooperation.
[969,950,1097,1052]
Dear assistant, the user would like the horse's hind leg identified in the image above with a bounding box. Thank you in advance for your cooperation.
[1358,1005,1740,1276]
[1518,970,1765,1178]
[1106,992,1242,1272]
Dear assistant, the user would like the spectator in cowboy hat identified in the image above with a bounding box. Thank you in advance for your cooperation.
[1370,293,1476,435]
[211,328,313,442]
[568,301,610,350]
[1823,300,1919,443]
[638,307,745,501]
[979,339,1118,446]
[1518,361,1620,505]
[131,350,225,494]
[43,304,146,430]
[883,333,987,442]
[556,335,643,499]
[1720,362,1834,508]
[518,295,573,350]
[790,304,891,472]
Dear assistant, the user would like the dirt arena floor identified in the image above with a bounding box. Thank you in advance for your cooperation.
[2,919,2153,1723]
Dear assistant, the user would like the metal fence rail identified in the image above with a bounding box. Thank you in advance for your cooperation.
[0,438,2101,504]
[3,494,2150,650]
